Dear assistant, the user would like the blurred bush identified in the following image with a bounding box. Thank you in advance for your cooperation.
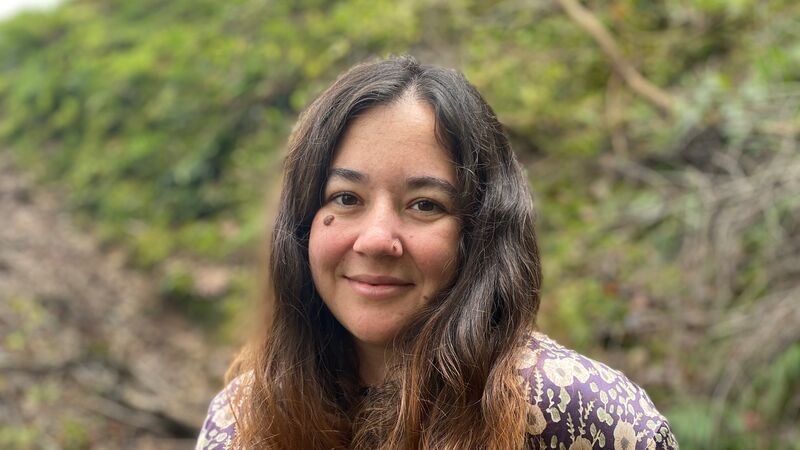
[1,0,798,447]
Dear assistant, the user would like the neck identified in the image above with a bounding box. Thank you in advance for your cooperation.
[354,340,392,386]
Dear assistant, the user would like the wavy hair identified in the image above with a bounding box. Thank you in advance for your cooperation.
[229,55,542,449]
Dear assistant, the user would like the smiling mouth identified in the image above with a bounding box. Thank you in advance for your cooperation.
[345,275,414,299]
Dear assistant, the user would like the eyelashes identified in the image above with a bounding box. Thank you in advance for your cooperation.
[331,192,359,207]
[409,199,444,213]
[327,192,448,215]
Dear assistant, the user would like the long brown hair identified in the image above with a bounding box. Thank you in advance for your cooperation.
[229,55,542,449]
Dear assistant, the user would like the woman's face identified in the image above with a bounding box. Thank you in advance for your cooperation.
[308,97,460,351]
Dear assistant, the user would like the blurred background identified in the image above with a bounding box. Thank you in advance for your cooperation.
[0,0,798,448]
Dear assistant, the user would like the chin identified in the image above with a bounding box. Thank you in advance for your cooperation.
[347,321,405,348]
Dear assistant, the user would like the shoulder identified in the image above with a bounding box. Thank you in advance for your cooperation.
[195,372,252,450]
[517,332,679,450]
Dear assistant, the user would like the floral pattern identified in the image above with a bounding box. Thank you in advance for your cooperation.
[196,333,678,449]
[194,373,249,450]
[519,332,678,449]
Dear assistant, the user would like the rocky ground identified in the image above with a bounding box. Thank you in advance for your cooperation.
[0,156,232,450]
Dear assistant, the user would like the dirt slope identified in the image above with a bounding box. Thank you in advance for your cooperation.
[0,156,231,450]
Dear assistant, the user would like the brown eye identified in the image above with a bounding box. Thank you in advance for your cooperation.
[411,200,442,213]
[333,193,359,206]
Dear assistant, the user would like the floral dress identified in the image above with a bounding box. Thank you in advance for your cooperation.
[196,332,678,449]
[518,332,677,449]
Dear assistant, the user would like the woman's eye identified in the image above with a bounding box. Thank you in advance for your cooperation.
[411,200,442,213]
[332,193,359,206]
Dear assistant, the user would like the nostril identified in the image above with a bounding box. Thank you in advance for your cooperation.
[353,232,403,257]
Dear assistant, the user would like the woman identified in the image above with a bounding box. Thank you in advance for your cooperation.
[196,56,678,449]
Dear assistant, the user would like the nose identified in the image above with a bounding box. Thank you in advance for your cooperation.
[352,204,403,258]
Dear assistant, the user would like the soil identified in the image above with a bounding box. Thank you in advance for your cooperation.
[0,155,232,450]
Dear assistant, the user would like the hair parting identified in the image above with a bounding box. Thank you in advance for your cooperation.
[227,55,542,449]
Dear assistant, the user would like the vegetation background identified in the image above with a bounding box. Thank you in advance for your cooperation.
[0,0,798,448]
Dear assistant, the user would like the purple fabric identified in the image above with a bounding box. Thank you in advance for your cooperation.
[519,332,677,449]
[194,373,247,450]
[196,332,678,449]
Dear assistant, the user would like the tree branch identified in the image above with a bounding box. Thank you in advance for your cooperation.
[556,0,676,115]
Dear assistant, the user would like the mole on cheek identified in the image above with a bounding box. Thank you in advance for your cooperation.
[323,215,335,226]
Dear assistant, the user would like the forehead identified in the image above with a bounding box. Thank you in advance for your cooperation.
[330,98,456,185]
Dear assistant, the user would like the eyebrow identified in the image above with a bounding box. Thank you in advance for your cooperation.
[407,175,458,200]
[328,167,366,183]
[328,168,457,199]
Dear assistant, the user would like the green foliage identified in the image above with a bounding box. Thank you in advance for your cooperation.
[59,418,91,450]
[0,425,37,450]
[668,345,800,449]
[158,263,217,325]
[665,400,717,449]
[735,344,800,448]
[1,0,799,448]
[0,0,420,268]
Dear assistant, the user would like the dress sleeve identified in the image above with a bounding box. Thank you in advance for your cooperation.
[518,333,679,450]
[195,375,248,450]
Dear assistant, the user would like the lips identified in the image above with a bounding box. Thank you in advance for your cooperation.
[345,274,414,299]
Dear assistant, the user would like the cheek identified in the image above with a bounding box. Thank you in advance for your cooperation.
[413,222,460,282]
[308,214,349,279]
